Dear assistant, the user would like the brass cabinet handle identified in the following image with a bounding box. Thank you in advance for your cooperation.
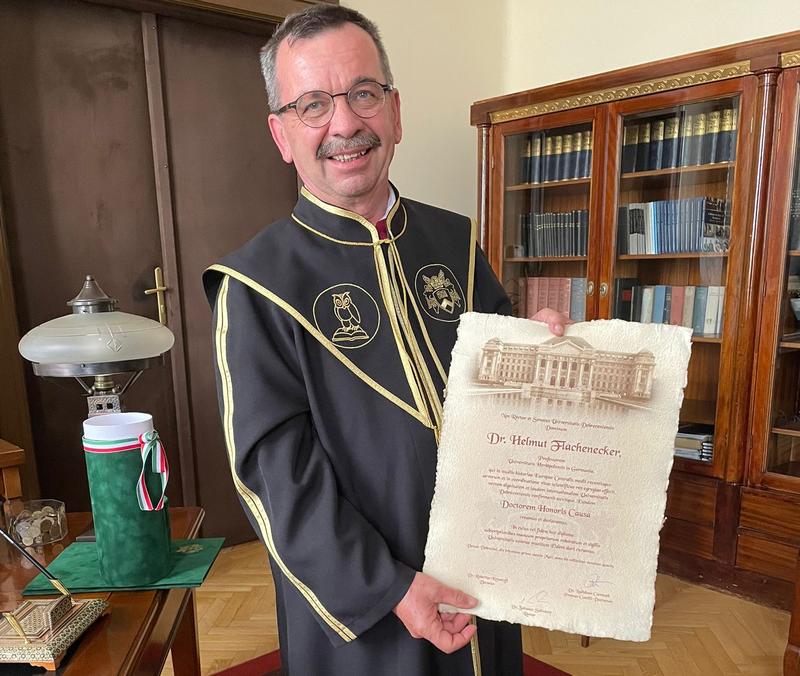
[586,281,595,296]
[599,282,609,298]
[144,266,168,325]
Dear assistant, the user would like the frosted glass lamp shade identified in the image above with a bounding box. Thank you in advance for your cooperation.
[19,311,174,377]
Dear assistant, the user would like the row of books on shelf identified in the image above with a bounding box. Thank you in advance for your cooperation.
[614,280,725,335]
[519,130,593,184]
[621,108,738,173]
[674,424,714,462]
[518,210,589,258]
[617,197,730,255]
[520,277,587,322]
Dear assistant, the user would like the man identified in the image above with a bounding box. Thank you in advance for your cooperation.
[204,6,567,675]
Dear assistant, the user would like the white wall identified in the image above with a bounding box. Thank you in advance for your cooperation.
[504,0,800,94]
[344,0,505,218]
[345,1,800,218]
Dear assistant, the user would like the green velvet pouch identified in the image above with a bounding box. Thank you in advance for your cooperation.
[82,413,171,586]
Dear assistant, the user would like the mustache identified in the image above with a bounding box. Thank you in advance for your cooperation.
[317,132,381,159]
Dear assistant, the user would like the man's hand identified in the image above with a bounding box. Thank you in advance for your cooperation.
[393,572,477,653]
[532,307,573,336]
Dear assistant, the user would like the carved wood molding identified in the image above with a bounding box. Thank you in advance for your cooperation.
[490,60,752,124]
[781,50,800,68]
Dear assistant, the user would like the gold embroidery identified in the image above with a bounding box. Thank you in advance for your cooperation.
[214,276,357,641]
[388,243,449,387]
[414,264,467,324]
[209,265,430,428]
[312,284,380,349]
[331,291,369,342]
[291,201,408,247]
[422,270,463,315]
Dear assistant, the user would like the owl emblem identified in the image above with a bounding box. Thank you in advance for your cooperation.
[331,291,369,343]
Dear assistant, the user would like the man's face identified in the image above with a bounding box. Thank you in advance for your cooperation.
[268,23,402,214]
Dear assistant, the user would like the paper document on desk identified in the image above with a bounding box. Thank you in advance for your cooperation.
[423,313,692,641]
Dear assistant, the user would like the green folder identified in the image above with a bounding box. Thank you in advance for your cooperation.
[23,539,224,595]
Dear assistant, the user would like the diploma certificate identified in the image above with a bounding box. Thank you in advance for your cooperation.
[423,314,692,641]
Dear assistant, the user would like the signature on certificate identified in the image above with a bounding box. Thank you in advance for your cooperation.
[585,575,614,589]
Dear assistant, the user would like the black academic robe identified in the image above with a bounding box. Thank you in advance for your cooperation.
[203,186,521,676]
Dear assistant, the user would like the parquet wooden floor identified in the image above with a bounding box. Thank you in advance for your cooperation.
[161,542,790,676]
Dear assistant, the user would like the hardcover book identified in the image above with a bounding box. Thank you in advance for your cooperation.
[681,286,696,329]
[552,135,563,182]
[662,116,680,168]
[562,132,575,180]
[621,124,639,173]
[580,130,593,177]
[679,113,694,167]
[704,110,721,165]
[648,119,665,171]
[635,121,651,173]
[529,134,543,184]
[543,135,554,182]
[691,113,707,165]
[520,137,532,183]
[613,278,638,320]
[692,286,709,335]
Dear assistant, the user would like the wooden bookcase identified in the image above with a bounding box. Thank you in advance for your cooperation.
[473,33,800,609]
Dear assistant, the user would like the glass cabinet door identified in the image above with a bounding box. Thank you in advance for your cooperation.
[761,81,800,484]
[609,93,741,470]
[500,116,597,322]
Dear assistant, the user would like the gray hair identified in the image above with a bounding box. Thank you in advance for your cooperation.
[259,5,394,112]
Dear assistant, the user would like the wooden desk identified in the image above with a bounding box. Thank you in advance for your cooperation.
[0,506,204,675]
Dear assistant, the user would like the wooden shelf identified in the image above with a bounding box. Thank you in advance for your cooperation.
[772,424,800,439]
[680,398,717,426]
[788,250,800,257]
[617,252,728,260]
[506,177,591,191]
[620,162,735,182]
[779,341,800,350]
[506,256,587,263]
[692,335,722,344]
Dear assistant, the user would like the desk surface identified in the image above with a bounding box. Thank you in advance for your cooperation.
[1,506,204,674]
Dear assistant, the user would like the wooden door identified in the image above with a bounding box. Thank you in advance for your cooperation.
[0,0,297,543]
[156,15,297,542]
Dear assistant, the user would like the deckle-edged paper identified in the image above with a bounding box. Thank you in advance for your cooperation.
[423,313,692,641]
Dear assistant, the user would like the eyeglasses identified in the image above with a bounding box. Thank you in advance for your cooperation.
[275,80,393,128]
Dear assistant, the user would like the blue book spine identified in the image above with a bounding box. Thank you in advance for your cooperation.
[570,278,586,321]
[692,286,709,334]
[668,200,677,253]
[651,285,667,323]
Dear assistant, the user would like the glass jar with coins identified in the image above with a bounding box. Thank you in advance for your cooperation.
[10,500,68,547]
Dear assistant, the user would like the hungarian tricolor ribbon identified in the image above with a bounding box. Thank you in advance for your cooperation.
[82,430,169,512]
[136,431,169,511]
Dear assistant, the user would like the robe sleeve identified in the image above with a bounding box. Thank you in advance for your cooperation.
[472,245,513,316]
[211,274,416,647]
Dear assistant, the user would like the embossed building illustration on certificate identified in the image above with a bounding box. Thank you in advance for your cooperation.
[475,336,655,411]
[424,314,692,642]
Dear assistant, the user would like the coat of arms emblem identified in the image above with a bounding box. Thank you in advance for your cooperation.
[421,270,462,315]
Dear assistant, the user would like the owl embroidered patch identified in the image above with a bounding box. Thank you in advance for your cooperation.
[312,283,381,349]
[414,264,466,323]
